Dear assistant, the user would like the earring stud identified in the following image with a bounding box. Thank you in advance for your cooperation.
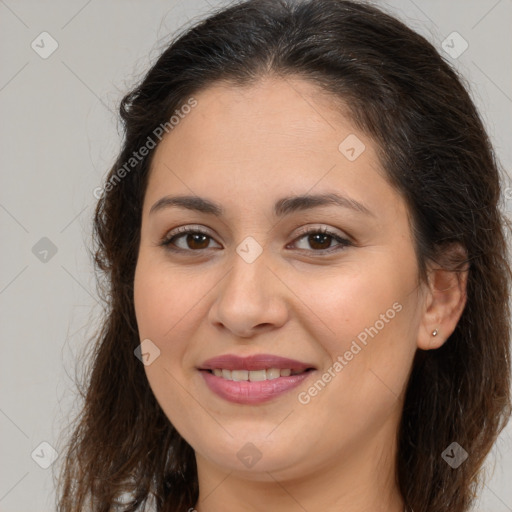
[432,329,438,336]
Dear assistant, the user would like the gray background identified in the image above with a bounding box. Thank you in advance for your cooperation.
[0,0,511,510]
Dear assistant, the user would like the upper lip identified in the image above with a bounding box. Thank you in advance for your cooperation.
[199,354,315,372]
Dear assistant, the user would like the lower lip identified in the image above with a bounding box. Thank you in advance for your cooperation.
[200,370,314,405]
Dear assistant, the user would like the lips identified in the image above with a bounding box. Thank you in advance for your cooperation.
[198,354,316,404]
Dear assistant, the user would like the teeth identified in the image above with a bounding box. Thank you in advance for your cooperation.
[231,370,249,381]
[266,368,281,380]
[248,369,266,381]
[210,368,303,381]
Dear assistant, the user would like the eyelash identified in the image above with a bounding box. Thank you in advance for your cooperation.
[159,225,353,255]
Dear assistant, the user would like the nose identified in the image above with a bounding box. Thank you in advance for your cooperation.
[207,249,289,339]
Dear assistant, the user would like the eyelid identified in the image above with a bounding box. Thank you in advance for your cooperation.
[170,224,213,236]
[288,225,353,253]
[160,223,353,254]
[162,223,349,241]
[292,224,349,240]
[161,224,220,246]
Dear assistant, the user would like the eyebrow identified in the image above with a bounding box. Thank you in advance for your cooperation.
[149,192,375,218]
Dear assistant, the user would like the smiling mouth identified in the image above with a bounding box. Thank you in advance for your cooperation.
[202,368,314,381]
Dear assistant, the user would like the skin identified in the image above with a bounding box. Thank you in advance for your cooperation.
[133,76,467,512]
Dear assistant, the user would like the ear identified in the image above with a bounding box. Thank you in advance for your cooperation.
[417,243,469,350]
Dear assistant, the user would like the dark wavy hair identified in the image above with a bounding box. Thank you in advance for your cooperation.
[57,0,512,511]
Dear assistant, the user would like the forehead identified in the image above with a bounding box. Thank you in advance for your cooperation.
[144,76,402,222]
[168,76,353,151]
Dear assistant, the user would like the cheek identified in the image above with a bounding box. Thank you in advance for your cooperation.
[134,259,203,344]
[299,255,418,399]
[133,260,206,432]
[134,266,167,340]
[290,257,412,349]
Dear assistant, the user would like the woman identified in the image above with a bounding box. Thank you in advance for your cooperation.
[57,1,512,511]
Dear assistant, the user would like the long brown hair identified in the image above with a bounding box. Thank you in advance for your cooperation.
[57,1,512,510]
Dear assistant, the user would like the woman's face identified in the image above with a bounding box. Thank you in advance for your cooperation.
[134,77,428,483]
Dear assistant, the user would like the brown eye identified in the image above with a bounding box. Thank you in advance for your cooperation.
[161,227,221,252]
[291,227,352,253]
[183,232,210,250]
[160,226,352,255]
[306,232,334,250]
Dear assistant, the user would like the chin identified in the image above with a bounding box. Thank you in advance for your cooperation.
[194,435,312,480]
